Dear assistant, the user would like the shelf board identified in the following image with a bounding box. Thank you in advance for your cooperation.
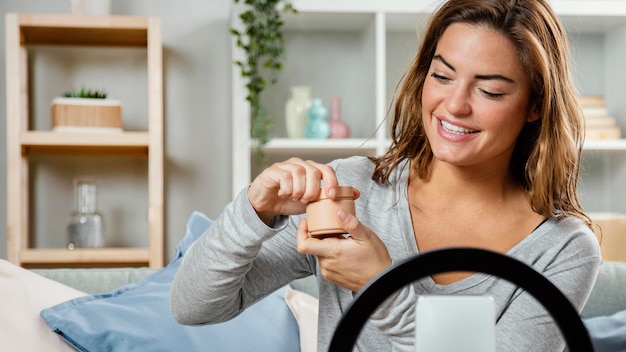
[583,139,626,151]
[19,248,150,268]
[250,138,388,158]
[260,138,626,151]
[265,137,378,149]
[283,1,626,34]
[288,0,441,14]
[12,13,150,47]
[20,131,149,155]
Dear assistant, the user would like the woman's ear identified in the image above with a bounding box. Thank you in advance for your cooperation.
[527,102,541,123]
[527,109,540,123]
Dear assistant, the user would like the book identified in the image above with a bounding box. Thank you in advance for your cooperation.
[578,95,605,107]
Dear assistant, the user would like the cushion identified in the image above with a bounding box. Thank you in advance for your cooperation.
[581,261,626,319]
[285,288,319,352]
[584,309,626,352]
[41,211,300,352]
[0,259,87,351]
[32,267,157,294]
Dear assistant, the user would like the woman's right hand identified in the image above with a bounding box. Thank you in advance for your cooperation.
[247,157,340,225]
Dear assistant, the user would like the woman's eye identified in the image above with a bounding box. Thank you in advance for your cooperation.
[430,72,450,82]
[480,89,504,99]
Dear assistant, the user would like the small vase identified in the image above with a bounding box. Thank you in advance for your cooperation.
[67,177,104,249]
[329,96,350,138]
[304,98,330,139]
[285,86,312,138]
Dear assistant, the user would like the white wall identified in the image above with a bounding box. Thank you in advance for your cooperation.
[0,0,235,263]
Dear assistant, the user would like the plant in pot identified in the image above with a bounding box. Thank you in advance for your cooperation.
[51,87,122,133]
[230,0,297,164]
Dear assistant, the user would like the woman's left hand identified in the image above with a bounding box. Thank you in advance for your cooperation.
[296,209,393,292]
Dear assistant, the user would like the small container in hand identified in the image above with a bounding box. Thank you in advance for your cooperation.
[306,186,355,238]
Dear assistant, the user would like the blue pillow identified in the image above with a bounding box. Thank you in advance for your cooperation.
[41,211,300,352]
[582,309,626,352]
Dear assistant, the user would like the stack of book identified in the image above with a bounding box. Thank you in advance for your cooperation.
[580,96,621,140]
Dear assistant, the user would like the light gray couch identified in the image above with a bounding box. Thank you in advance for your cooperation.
[34,260,626,319]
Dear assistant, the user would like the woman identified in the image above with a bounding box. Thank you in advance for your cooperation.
[171,0,601,350]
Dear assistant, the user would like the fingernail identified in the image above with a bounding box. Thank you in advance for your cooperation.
[327,187,336,198]
[337,208,348,222]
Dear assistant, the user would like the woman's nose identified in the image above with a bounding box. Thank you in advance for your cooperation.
[444,84,472,117]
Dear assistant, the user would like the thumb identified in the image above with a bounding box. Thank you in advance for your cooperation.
[338,208,363,238]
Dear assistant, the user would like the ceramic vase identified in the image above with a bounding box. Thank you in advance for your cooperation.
[285,86,312,138]
[304,98,330,139]
[329,96,350,138]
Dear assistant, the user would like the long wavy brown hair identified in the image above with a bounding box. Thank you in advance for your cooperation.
[370,0,589,225]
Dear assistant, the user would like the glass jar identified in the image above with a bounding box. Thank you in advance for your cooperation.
[67,177,104,249]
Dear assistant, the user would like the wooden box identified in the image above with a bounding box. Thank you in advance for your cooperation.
[51,97,122,132]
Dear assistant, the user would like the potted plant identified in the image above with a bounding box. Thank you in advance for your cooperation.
[51,87,122,132]
[230,0,297,163]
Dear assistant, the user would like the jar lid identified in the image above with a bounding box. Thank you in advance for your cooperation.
[318,186,354,200]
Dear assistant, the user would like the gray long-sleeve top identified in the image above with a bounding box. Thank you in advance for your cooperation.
[170,156,601,352]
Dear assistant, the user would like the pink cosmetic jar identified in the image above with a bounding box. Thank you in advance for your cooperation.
[306,186,355,238]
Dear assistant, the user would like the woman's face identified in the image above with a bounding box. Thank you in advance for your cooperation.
[421,23,538,171]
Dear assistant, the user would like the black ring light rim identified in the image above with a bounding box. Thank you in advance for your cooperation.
[328,248,593,352]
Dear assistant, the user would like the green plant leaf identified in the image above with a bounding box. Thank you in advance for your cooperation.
[62,86,108,99]
[231,0,297,165]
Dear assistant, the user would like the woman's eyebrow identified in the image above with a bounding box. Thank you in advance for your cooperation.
[433,54,515,83]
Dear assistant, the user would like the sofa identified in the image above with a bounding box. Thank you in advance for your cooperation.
[26,260,626,318]
[2,210,625,351]
[34,261,626,351]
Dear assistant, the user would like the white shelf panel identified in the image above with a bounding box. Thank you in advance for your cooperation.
[285,1,626,33]
[249,138,388,159]
[288,0,441,14]
[259,138,626,152]
[262,138,380,150]
[583,139,626,150]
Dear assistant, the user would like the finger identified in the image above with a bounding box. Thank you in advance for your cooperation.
[249,165,294,211]
[338,208,363,238]
[297,218,345,256]
[269,158,308,199]
[296,218,313,254]
[259,162,294,199]
[304,160,338,199]
[286,162,307,201]
[352,187,361,200]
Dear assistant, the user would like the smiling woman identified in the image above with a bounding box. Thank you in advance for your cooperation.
[422,24,539,171]
[171,1,601,351]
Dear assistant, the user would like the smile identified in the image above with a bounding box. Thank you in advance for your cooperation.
[440,119,478,135]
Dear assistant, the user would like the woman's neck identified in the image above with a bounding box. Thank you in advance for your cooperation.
[412,159,524,207]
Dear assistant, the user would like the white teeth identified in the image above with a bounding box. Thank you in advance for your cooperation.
[440,120,476,134]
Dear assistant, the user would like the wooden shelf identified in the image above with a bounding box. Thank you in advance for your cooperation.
[19,248,151,268]
[16,13,150,47]
[5,13,164,268]
[20,131,149,156]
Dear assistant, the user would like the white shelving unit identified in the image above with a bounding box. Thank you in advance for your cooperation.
[232,0,626,215]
